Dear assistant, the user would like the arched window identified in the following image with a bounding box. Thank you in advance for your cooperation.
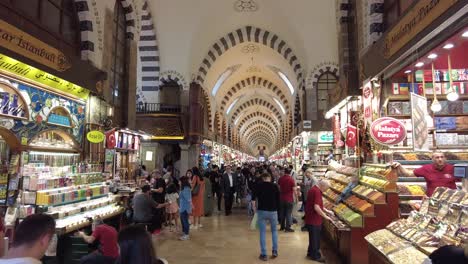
[110,1,127,106]
[317,73,338,111]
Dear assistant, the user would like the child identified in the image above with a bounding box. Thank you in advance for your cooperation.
[165,183,179,232]
[179,176,192,241]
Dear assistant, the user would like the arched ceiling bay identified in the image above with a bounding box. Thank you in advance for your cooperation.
[149,0,339,156]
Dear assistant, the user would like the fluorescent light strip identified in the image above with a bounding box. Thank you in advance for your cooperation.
[226,98,240,114]
[277,71,294,94]
[272,97,286,114]
[211,69,232,96]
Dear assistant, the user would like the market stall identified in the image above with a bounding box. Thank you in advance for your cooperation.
[366,187,467,264]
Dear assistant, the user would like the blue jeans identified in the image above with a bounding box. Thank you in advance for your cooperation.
[180,211,190,235]
[257,210,278,256]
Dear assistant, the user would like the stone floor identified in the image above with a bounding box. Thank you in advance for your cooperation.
[154,208,343,264]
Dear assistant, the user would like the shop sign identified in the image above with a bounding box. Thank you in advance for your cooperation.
[332,115,341,146]
[303,120,312,129]
[384,0,460,58]
[318,131,333,143]
[87,130,105,144]
[370,117,407,146]
[0,19,71,72]
[0,53,89,99]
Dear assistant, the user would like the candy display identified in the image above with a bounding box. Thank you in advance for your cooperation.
[367,187,468,263]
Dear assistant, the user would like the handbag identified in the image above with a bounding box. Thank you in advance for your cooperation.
[250,212,259,230]
[192,180,200,195]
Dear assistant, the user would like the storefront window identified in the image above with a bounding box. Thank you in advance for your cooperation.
[110,1,127,106]
[10,0,79,49]
[317,73,338,111]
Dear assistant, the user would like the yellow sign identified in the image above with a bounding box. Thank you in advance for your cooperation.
[21,137,28,146]
[384,0,459,58]
[87,130,105,143]
[0,19,71,72]
[0,53,89,99]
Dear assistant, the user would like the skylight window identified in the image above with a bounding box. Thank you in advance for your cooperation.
[272,97,286,114]
[226,98,240,114]
[277,71,294,94]
[212,69,232,96]
[234,114,243,125]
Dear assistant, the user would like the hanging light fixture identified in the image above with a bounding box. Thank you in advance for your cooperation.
[446,53,459,101]
[430,61,441,112]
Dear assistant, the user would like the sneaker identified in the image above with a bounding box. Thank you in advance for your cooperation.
[279,227,285,231]
[198,224,203,228]
[272,250,278,258]
[307,256,325,263]
[285,228,295,232]
[258,255,268,261]
[192,225,198,230]
[179,235,189,241]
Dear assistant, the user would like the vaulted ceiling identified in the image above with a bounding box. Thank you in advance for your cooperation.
[148,0,339,156]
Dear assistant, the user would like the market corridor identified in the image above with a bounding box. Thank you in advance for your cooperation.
[154,209,342,264]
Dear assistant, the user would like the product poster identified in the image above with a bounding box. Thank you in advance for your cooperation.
[104,149,115,173]
[410,93,429,151]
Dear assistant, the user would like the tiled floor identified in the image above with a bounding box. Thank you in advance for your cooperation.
[154,208,343,264]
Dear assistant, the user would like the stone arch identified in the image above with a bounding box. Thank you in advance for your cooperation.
[219,76,289,112]
[246,130,274,146]
[237,111,279,132]
[74,0,95,60]
[307,62,339,90]
[196,26,304,88]
[120,0,137,39]
[243,123,276,142]
[294,93,301,127]
[213,111,221,135]
[160,71,188,91]
[201,89,212,132]
[231,98,283,124]
[138,0,160,97]
[240,119,277,137]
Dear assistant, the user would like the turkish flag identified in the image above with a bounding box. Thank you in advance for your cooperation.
[346,124,357,148]
[105,129,116,149]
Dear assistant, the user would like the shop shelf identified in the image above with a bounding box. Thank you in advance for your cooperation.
[352,190,386,205]
[397,177,425,182]
[399,195,424,200]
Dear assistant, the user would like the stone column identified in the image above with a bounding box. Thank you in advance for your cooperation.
[189,82,203,144]
[179,143,191,175]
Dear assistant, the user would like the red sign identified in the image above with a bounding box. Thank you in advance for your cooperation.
[370,117,407,146]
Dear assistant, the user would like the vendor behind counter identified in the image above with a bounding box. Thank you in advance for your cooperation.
[393,152,461,197]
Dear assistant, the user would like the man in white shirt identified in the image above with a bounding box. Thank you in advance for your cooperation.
[222,165,237,216]
[0,214,55,264]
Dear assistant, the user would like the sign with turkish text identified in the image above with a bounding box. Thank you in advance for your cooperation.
[410,93,430,151]
[87,130,105,144]
[370,117,407,146]
[384,0,459,58]
[318,131,333,143]
[0,53,89,99]
[0,19,71,72]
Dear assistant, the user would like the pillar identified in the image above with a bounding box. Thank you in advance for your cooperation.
[179,143,190,175]
[189,82,203,144]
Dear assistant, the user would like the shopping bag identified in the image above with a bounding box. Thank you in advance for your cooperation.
[250,212,259,230]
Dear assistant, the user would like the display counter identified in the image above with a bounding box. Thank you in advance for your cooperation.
[366,187,467,264]
[322,161,400,264]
